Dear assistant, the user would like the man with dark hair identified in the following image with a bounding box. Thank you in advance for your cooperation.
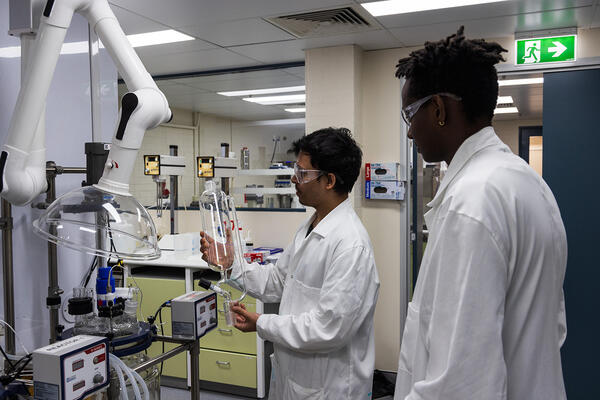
[201,127,380,399]
[394,27,567,399]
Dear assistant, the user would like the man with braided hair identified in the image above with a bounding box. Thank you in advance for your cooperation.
[394,27,567,400]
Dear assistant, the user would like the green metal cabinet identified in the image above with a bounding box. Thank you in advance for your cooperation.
[127,276,187,379]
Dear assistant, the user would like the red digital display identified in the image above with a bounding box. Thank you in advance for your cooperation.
[72,359,84,372]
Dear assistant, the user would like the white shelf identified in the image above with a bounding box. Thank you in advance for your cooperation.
[237,168,293,176]
[232,187,296,195]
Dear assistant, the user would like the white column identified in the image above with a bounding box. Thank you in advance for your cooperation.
[305,45,410,371]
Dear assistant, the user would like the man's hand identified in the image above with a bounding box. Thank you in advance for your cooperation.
[231,302,260,333]
[200,230,234,270]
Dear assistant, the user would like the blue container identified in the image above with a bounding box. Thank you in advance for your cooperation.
[96,267,115,296]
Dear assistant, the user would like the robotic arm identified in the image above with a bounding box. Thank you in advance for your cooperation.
[0,0,171,205]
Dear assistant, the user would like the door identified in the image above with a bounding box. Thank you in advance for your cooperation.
[543,68,600,399]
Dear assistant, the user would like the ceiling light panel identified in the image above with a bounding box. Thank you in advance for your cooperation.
[218,86,305,97]
[285,107,306,113]
[497,96,514,104]
[494,107,519,114]
[498,77,544,86]
[361,0,510,17]
[243,94,306,105]
[0,29,194,59]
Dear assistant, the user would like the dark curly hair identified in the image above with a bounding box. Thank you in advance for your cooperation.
[292,127,362,194]
[395,26,507,122]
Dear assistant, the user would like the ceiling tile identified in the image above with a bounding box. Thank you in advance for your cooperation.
[139,48,259,76]
[194,75,304,93]
[110,4,169,34]
[372,0,594,30]
[593,3,600,27]
[109,0,353,29]
[155,83,208,97]
[389,7,594,47]
[227,29,399,63]
[179,18,294,47]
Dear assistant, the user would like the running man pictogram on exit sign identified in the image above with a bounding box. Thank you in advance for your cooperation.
[516,35,576,65]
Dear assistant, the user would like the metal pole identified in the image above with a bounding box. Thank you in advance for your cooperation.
[133,342,193,374]
[169,145,178,234]
[1,199,15,357]
[88,24,102,142]
[190,339,200,400]
[45,162,61,344]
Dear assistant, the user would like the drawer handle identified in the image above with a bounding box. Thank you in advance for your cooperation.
[216,360,231,368]
[218,328,233,334]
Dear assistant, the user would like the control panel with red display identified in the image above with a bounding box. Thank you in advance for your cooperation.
[33,335,109,400]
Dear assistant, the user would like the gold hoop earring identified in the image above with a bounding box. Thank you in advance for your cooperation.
[438,121,445,126]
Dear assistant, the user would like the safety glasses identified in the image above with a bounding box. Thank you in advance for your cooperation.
[402,93,462,126]
[293,163,323,184]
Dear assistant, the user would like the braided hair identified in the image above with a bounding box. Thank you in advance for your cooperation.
[396,26,507,122]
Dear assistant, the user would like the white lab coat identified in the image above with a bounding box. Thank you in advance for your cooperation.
[395,127,567,400]
[231,198,380,399]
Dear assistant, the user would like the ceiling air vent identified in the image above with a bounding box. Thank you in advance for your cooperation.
[265,7,377,38]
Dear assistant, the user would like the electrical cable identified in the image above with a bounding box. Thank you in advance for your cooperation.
[0,344,16,370]
[159,307,165,376]
[81,255,98,288]
[0,320,29,354]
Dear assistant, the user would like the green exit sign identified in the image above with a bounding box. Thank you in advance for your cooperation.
[516,35,576,65]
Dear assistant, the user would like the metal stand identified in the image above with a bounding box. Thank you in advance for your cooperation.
[134,335,200,400]
[1,199,15,363]
[169,145,178,234]
[33,163,87,343]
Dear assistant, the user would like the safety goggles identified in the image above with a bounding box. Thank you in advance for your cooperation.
[293,163,323,184]
[402,93,462,126]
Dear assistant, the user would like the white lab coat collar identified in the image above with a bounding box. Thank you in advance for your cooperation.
[427,126,500,209]
[308,197,352,238]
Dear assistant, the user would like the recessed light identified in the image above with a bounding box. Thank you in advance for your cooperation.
[361,0,510,17]
[0,29,194,59]
[498,77,544,86]
[218,86,305,97]
[494,107,519,114]
[285,107,306,113]
[497,96,514,104]
[243,94,306,105]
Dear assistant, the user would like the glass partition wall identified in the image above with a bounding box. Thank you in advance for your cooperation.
[121,65,306,211]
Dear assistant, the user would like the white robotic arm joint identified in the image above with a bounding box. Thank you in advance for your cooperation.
[1,0,171,204]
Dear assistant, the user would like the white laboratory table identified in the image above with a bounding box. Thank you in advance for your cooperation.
[123,250,209,292]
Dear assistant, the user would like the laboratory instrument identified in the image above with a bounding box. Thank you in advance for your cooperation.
[170,291,218,340]
[143,154,186,217]
[1,0,171,260]
[33,335,109,400]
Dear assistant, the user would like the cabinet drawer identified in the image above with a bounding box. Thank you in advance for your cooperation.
[199,349,257,389]
[200,303,257,354]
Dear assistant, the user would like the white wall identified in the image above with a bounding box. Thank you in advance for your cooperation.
[304,44,410,371]
[0,6,117,352]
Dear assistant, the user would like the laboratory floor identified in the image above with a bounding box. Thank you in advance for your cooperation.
[161,386,254,400]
